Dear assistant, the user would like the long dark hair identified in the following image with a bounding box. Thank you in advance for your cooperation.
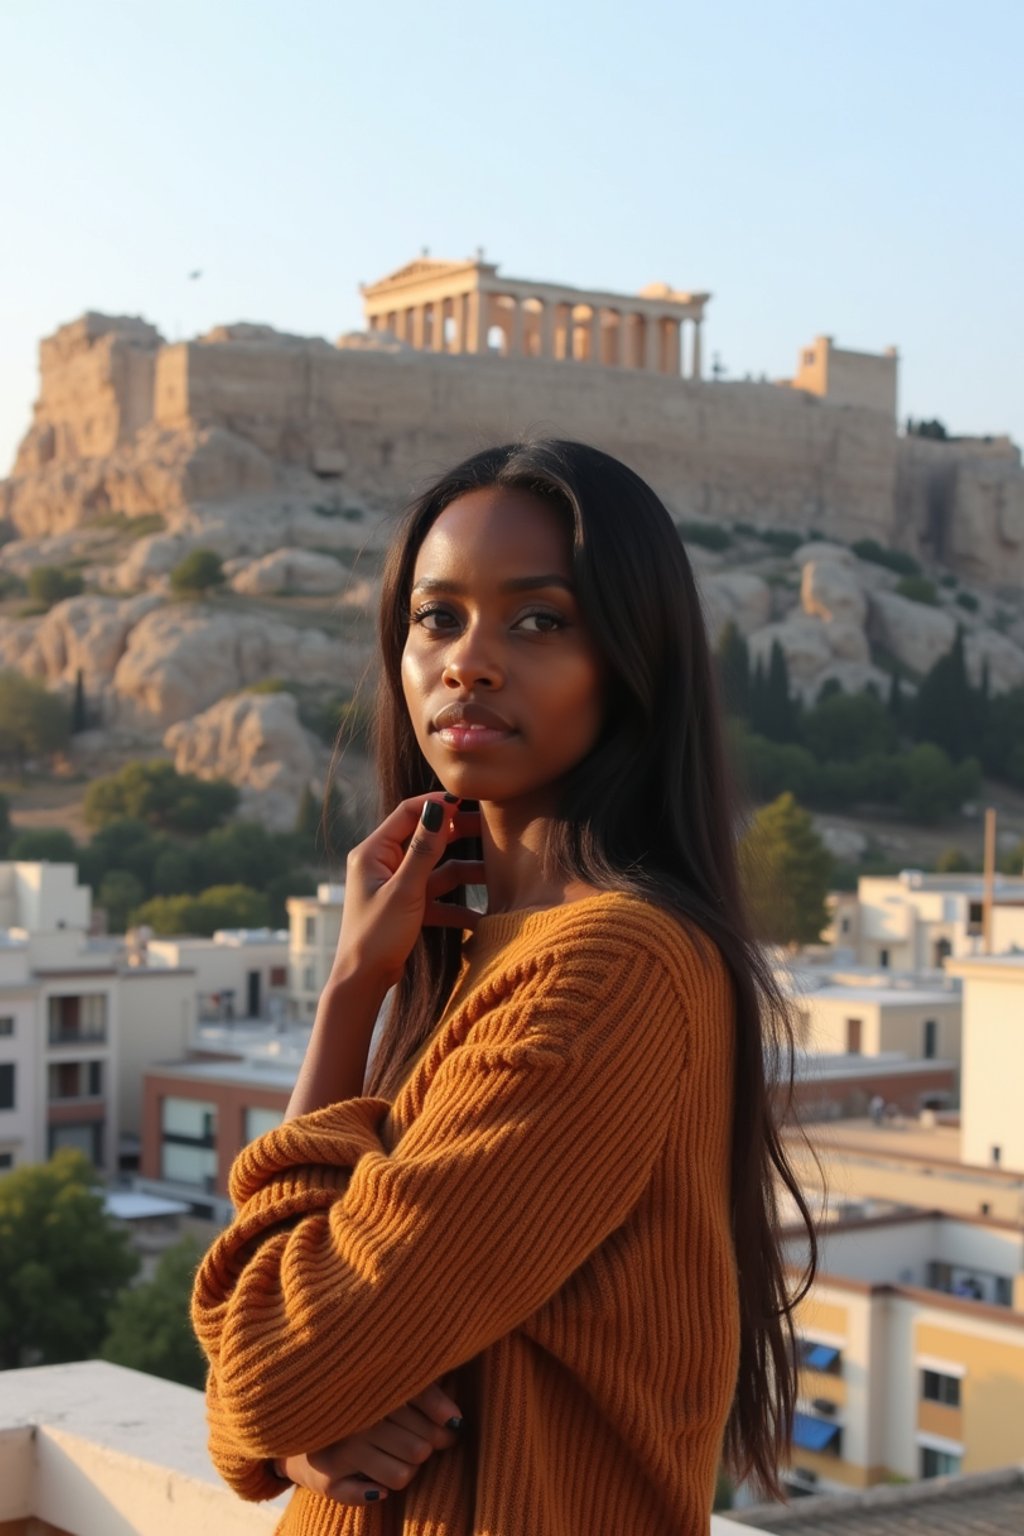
[362,439,816,1495]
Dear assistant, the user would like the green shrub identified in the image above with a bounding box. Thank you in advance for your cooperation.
[895,575,938,606]
[939,573,958,589]
[169,549,225,596]
[758,528,803,555]
[83,761,238,833]
[0,672,72,766]
[851,539,920,577]
[27,565,83,607]
[955,591,979,613]
[677,521,732,552]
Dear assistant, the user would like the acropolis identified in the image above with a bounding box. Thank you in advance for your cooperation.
[4,254,1022,589]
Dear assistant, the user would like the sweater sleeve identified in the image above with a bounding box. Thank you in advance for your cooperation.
[192,923,707,1465]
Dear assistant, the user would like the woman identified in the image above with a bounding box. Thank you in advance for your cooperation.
[192,439,815,1535]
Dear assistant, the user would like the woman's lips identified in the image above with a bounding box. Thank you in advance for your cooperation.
[436,723,515,750]
[432,703,514,750]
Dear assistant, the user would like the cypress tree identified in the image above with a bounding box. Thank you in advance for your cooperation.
[716,621,751,719]
[71,668,88,734]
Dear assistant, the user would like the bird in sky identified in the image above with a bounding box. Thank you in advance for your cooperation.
[188,269,203,280]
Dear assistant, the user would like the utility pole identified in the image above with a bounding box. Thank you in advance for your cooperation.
[982,806,996,955]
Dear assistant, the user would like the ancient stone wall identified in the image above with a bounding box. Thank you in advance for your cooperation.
[14,313,162,473]
[158,338,900,541]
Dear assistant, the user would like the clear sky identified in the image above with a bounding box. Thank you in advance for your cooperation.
[1,0,1021,475]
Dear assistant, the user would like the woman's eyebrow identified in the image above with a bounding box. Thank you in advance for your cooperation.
[411,574,574,595]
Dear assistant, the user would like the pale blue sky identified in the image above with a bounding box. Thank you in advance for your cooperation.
[1,0,1021,475]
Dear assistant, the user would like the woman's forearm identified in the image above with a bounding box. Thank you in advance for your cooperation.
[285,964,388,1120]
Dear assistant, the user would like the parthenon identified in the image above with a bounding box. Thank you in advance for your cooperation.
[360,255,711,378]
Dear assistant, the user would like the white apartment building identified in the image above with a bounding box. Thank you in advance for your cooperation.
[144,927,289,1023]
[0,863,195,1177]
[286,882,344,1019]
[785,970,962,1064]
[849,872,1024,972]
[778,1211,1024,1497]
[946,952,1024,1174]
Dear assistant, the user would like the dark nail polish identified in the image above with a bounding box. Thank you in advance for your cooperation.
[421,799,444,831]
[446,1415,463,1431]
[443,791,460,804]
[364,1488,382,1501]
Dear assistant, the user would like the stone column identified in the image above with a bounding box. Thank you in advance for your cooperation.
[451,292,468,354]
[432,298,447,352]
[539,299,555,359]
[394,309,409,343]
[691,318,703,379]
[411,305,427,350]
[619,313,633,368]
[665,319,681,376]
[468,289,490,353]
[589,308,602,365]
[509,297,524,356]
[644,314,661,372]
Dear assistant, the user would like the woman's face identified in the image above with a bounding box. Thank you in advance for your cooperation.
[400,486,605,812]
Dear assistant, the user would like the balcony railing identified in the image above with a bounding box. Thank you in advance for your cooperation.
[0,1359,286,1535]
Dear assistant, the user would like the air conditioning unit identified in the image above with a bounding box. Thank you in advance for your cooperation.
[812,1398,837,1417]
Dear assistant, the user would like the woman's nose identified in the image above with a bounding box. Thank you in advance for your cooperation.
[442,633,504,690]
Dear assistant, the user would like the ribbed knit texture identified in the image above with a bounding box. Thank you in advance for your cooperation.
[192,891,740,1536]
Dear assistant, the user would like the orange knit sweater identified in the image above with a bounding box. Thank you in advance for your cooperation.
[191,891,739,1535]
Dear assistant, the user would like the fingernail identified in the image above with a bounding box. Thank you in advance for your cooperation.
[443,791,460,804]
[421,799,444,831]
[364,1488,384,1501]
[446,1416,463,1431]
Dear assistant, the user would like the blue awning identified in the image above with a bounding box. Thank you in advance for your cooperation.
[804,1344,839,1372]
[792,1412,841,1453]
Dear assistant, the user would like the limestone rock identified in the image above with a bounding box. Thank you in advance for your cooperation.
[964,629,1024,695]
[230,548,349,597]
[867,590,957,677]
[0,593,160,702]
[164,690,321,832]
[699,572,772,641]
[110,604,365,729]
[748,616,833,685]
[801,559,868,626]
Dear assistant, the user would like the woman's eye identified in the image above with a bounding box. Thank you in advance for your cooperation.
[411,605,459,632]
[515,610,565,634]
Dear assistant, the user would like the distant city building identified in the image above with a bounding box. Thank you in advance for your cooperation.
[777,1210,1024,1497]
[0,862,194,1177]
[145,928,289,1024]
[847,872,1024,971]
[287,883,343,1020]
[946,953,1024,1174]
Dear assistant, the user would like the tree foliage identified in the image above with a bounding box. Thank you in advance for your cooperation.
[8,827,80,862]
[169,548,225,596]
[134,883,271,936]
[0,671,71,766]
[738,793,833,948]
[27,565,84,608]
[101,1236,206,1388]
[0,1151,139,1370]
[83,760,239,834]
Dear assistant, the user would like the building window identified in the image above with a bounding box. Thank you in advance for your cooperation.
[923,1019,937,1059]
[967,900,984,934]
[0,1150,13,1169]
[303,964,316,991]
[304,915,316,945]
[245,1106,284,1143]
[270,966,287,987]
[48,1121,103,1165]
[921,1370,961,1408]
[0,1063,15,1111]
[992,1145,1002,1166]
[921,1445,961,1478]
[0,1017,14,1037]
[162,1096,216,1144]
[796,1339,841,1374]
[48,994,107,1045]
[846,1017,863,1054]
[804,349,816,365]
[878,948,890,968]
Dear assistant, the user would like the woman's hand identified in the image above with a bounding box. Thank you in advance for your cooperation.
[335,794,483,993]
[275,1383,464,1505]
